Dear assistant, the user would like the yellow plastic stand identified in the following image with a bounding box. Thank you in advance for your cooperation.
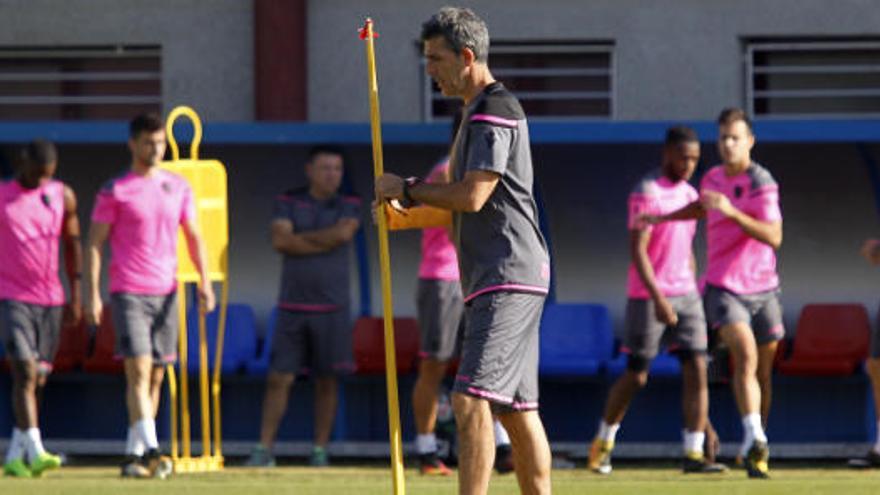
[360,18,406,495]
[160,105,229,473]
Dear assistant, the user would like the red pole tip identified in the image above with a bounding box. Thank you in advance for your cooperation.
[359,18,378,39]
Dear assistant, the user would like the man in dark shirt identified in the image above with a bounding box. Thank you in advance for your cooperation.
[376,8,551,494]
[247,145,361,468]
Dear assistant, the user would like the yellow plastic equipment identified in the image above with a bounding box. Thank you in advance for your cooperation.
[360,18,406,495]
[160,105,229,473]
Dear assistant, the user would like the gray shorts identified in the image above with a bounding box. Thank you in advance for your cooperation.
[269,309,354,376]
[416,279,464,362]
[453,291,545,414]
[704,285,785,345]
[871,307,880,358]
[111,292,179,364]
[623,292,708,360]
[0,300,62,371]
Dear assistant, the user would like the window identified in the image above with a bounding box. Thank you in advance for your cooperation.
[422,41,614,121]
[0,45,161,120]
[746,40,880,118]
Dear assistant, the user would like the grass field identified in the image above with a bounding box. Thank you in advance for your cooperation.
[6,464,880,495]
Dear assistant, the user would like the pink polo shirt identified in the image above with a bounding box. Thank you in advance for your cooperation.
[701,163,782,294]
[0,179,66,306]
[91,169,195,295]
[626,170,699,299]
[418,160,460,281]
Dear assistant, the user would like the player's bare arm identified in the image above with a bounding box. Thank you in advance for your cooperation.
[630,228,677,326]
[181,218,217,313]
[62,185,83,326]
[642,200,705,225]
[85,222,110,325]
[701,190,782,249]
[375,169,500,213]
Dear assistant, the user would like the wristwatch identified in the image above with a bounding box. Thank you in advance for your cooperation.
[401,176,422,208]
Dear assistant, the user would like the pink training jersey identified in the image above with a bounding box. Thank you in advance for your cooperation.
[701,163,782,294]
[627,170,699,299]
[418,160,460,281]
[0,179,66,306]
[91,169,196,295]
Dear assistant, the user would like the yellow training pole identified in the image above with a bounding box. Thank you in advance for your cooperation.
[177,282,192,458]
[197,291,211,457]
[360,18,406,495]
[167,364,179,459]
[211,276,230,457]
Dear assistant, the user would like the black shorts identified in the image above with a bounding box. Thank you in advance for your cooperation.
[269,309,354,376]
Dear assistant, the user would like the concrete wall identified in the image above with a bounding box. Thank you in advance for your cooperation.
[308,0,880,122]
[3,0,877,123]
[0,0,254,121]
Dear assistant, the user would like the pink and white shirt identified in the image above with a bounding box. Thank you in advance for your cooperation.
[91,169,196,295]
[701,163,782,294]
[0,179,66,306]
[418,160,460,281]
[627,170,699,299]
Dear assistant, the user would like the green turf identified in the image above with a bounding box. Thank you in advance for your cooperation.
[5,465,880,494]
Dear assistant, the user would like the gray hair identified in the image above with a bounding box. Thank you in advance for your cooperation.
[420,7,490,63]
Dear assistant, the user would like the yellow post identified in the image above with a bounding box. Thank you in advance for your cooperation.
[211,276,230,457]
[162,106,229,472]
[360,18,406,495]
[198,294,211,458]
[177,281,192,458]
[167,364,178,459]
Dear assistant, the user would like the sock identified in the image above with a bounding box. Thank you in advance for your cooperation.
[415,434,437,455]
[874,421,880,454]
[742,413,767,448]
[596,421,620,444]
[5,429,24,463]
[23,428,45,461]
[493,420,510,447]
[135,419,159,451]
[126,426,146,457]
[682,429,705,457]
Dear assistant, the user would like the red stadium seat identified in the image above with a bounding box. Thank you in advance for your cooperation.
[777,304,870,376]
[53,314,89,372]
[353,317,420,374]
[82,305,124,374]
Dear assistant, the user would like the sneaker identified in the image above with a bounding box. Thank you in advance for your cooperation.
[417,452,452,476]
[494,444,514,474]
[587,438,613,475]
[29,451,62,477]
[309,446,329,467]
[682,453,728,474]
[3,459,32,478]
[848,449,880,469]
[120,456,150,479]
[144,449,173,479]
[745,441,770,479]
[244,444,276,468]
